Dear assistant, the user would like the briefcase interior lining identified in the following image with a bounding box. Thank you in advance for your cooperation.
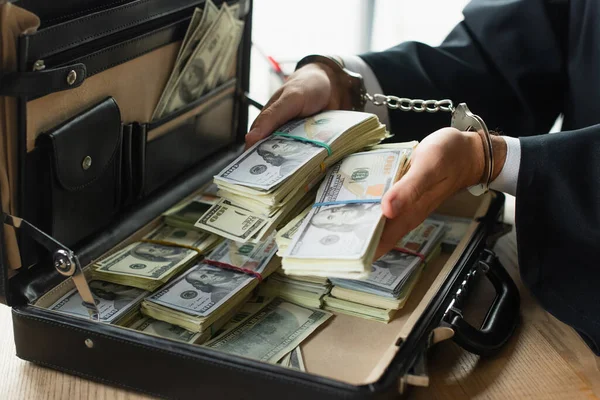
[31,189,493,385]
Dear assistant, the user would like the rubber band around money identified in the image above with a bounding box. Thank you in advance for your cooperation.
[393,247,426,262]
[273,132,333,156]
[312,198,382,208]
[203,259,264,281]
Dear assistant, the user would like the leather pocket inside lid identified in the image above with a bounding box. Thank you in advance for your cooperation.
[41,97,122,191]
[35,97,123,246]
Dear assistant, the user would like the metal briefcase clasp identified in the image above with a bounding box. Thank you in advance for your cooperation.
[3,213,100,320]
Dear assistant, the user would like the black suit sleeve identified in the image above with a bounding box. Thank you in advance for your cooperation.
[359,0,567,141]
[516,126,600,354]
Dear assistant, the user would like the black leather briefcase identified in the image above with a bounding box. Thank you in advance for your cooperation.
[0,1,520,398]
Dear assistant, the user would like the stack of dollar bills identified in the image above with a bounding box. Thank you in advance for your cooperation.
[127,314,212,344]
[140,235,279,333]
[203,297,331,365]
[281,144,415,279]
[259,269,331,309]
[195,110,389,244]
[152,0,244,119]
[49,281,148,325]
[275,205,311,256]
[92,224,220,291]
[322,218,446,323]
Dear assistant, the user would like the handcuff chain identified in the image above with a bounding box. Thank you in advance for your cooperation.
[364,93,454,113]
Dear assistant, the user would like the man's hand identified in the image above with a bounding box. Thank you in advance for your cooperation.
[376,128,507,258]
[245,62,349,149]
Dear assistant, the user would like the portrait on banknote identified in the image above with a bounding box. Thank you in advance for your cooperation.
[130,242,188,263]
[310,203,381,233]
[255,138,318,176]
[184,267,248,304]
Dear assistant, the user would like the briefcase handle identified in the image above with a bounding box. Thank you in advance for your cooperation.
[446,249,520,356]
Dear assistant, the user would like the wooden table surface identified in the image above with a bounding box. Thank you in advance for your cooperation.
[1,197,599,399]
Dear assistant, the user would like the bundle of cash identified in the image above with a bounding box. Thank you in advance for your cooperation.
[92,224,219,291]
[323,219,446,322]
[321,295,396,323]
[203,233,280,277]
[196,110,389,243]
[49,281,147,324]
[282,144,414,279]
[128,315,210,344]
[275,206,311,256]
[141,263,257,332]
[141,236,280,333]
[203,297,331,364]
[330,219,445,300]
[152,1,244,120]
[259,269,330,308]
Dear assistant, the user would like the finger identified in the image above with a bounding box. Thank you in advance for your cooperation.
[245,90,303,148]
[374,217,413,259]
[245,92,281,149]
[382,173,425,220]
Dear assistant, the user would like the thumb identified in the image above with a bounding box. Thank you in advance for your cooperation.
[245,92,302,149]
[381,166,433,220]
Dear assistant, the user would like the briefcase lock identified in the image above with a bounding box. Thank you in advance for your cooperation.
[3,213,100,320]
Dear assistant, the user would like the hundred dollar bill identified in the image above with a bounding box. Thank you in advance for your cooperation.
[152,0,219,119]
[163,195,216,230]
[204,233,279,276]
[214,111,375,191]
[283,148,409,278]
[329,219,444,298]
[204,297,332,363]
[92,225,212,291]
[216,19,244,85]
[278,352,292,367]
[178,7,204,59]
[144,263,255,318]
[203,6,239,92]
[130,316,206,344]
[49,281,147,323]
[275,206,311,256]
[160,5,235,116]
[288,346,306,371]
[214,295,273,336]
[194,199,268,242]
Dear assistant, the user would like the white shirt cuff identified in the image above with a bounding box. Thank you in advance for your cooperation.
[489,135,521,196]
[340,55,390,129]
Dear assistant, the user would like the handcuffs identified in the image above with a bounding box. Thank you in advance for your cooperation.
[296,54,496,196]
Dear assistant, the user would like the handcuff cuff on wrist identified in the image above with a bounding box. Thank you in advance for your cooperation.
[295,54,496,196]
